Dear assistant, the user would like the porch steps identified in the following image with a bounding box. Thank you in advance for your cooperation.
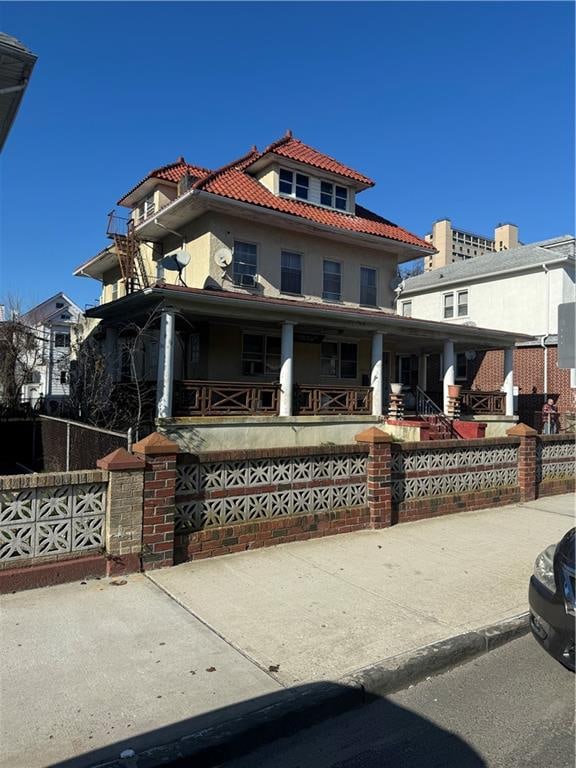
[421,415,454,441]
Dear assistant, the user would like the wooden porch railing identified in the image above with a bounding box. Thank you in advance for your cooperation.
[295,385,372,415]
[175,381,280,416]
[460,390,506,415]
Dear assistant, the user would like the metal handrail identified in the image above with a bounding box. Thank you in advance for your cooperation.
[415,386,458,438]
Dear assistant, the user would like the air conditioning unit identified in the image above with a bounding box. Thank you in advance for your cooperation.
[235,273,257,288]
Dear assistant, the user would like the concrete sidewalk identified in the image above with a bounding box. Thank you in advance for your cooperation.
[1,495,573,768]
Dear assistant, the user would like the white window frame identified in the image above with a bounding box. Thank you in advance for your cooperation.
[278,168,309,201]
[457,290,469,317]
[136,193,156,223]
[443,292,454,319]
[320,180,348,211]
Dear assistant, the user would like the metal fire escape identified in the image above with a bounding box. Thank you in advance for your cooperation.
[107,212,151,293]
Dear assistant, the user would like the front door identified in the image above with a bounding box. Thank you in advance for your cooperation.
[397,355,419,388]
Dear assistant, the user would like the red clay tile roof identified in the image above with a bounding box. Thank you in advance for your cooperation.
[120,134,432,251]
[255,132,374,187]
[193,167,432,250]
[118,158,211,204]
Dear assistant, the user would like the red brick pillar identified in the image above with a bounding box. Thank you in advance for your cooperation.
[507,423,538,502]
[132,432,180,570]
[355,427,393,529]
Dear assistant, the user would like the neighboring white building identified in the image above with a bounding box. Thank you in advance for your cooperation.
[399,236,575,336]
[19,293,83,407]
[399,236,576,424]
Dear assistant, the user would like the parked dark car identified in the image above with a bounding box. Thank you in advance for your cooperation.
[529,528,575,671]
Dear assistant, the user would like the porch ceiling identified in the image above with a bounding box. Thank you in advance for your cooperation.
[86,286,531,352]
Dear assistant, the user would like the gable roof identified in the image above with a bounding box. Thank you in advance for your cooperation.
[403,237,575,294]
[21,292,83,324]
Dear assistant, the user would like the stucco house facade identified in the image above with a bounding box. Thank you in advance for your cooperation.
[74,133,525,448]
[400,236,576,428]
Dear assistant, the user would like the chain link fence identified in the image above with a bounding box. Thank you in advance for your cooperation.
[37,416,131,472]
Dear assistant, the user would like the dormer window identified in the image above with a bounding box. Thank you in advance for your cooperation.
[320,181,348,211]
[279,169,309,201]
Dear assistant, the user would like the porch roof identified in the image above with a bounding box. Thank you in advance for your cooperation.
[86,285,531,351]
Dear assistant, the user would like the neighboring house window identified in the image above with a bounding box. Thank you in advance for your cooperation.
[280,251,302,294]
[54,333,70,348]
[457,290,468,317]
[321,341,357,379]
[456,353,468,380]
[323,260,342,301]
[60,313,71,320]
[402,300,412,317]
[136,194,155,222]
[55,302,64,309]
[360,267,377,306]
[242,334,281,376]
[443,293,454,319]
[60,371,68,385]
[320,181,348,211]
[279,169,309,200]
[233,241,258,287]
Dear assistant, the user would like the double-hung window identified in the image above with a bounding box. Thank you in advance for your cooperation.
[54,333,70,348]
[360,267,377,306]
[321,341,357,379]
[233,241,258,287]
[323,260,342,301]
[457,290,468,317]
[443,293,454,319]
[279,169,309,200]
[242,334,281,376]
[320,181,348,211]
[456,352,468,380]
[280,251,302,294]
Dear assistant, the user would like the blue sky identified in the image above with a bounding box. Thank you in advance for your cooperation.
[1,1,574,310]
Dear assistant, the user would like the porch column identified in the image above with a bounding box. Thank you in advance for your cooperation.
[156,308,176,419]
[371,332,383,417]
[279,321,295,417]
[504,346,514,416]
[418,353,427,391]
[442,339,455,415]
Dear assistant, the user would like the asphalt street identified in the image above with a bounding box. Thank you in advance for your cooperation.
[226,634,575,768]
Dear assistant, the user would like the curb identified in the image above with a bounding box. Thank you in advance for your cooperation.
[93,613,530,768]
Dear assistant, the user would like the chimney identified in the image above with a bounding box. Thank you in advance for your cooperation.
[494,223,519,251]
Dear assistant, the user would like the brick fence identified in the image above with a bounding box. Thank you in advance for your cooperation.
[1,427,574,591]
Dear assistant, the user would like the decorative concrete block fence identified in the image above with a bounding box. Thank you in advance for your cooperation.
[1,427,574,592]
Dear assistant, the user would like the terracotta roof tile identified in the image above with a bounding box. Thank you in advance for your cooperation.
[196,168,432,250]
[262,134,374,186]
[118,158,211,204]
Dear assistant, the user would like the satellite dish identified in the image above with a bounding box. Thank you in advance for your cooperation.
[215,246,233,269]
[161,250,190,271]
[389,275,403,292]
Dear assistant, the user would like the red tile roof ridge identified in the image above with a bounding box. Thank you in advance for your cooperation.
[118,158,212,205]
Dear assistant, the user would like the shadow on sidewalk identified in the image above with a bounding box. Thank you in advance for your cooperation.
[50,681,486,768]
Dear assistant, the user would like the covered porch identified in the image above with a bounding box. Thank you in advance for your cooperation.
[86,286,525,443]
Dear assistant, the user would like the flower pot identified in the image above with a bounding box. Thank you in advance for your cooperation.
[447,384,462,398]
[390,383,403,396]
